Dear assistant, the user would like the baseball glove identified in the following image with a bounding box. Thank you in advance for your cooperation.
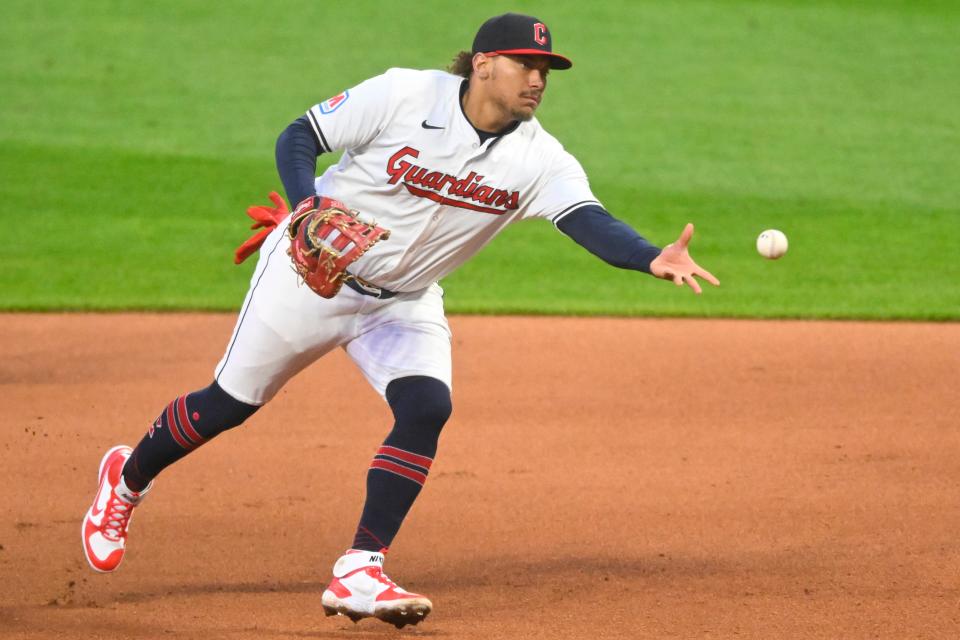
[286,195,391,298]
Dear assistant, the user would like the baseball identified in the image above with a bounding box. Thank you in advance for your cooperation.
[756,229,788,259]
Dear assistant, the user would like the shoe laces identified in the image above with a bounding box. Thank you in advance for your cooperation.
[101,493,134,541]
[368,566,399,589]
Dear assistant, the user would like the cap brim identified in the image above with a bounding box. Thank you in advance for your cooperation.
[484,49,573,70]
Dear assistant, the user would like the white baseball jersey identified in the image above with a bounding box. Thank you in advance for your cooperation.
[215,67,601,403]
[305,68,602,292]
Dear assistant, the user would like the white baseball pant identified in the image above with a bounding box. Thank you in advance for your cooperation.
[214,220,452,405]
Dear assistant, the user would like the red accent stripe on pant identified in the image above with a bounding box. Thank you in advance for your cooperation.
[369,459,428,486]
[175,395,204,445]
[377,446,433,470]
[165,402,192,449]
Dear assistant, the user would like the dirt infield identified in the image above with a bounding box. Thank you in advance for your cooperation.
[1,313,958,639]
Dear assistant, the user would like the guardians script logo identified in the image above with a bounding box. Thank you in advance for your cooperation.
[386,146,520,215]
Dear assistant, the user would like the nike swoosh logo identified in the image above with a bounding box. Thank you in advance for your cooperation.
[88,487,108,526]
[87,470,113,526]
[421,120,444,130]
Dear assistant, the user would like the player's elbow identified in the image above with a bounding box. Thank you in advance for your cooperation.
[275,121,297,155]
[276,116,321,157]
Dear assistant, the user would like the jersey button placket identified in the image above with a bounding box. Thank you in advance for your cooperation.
[400,207,445,267]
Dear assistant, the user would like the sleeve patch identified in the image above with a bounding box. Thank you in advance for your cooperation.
[319,90,350,114]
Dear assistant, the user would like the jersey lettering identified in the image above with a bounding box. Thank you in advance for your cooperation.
[386,146,520,215]
[305,69,599,290]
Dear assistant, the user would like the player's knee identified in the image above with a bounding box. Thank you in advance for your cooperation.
[188,381,260,436]
[411,391,453,433]
[386,376,452,435]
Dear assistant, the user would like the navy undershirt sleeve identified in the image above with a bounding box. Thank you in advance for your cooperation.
[275,115,323,206]
[556,205,663,274]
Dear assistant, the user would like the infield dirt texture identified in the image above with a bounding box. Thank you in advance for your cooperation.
[2,0,960,638]
[2,314,959,639]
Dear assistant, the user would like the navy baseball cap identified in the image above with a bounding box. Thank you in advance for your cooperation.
[472,13,572,70]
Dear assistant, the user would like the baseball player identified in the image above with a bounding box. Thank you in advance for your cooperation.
[82,13,718,629]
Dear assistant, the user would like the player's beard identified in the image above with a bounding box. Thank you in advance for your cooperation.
[490,93,536,123]
[511,103,537,122]
[508,92,542,122]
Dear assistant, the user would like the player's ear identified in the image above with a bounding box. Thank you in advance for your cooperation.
[473,53,492,80]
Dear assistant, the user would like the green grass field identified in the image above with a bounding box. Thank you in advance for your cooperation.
[2,0,958,318]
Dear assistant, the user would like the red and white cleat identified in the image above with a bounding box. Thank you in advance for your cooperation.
[321,550,432,628]
[81,445,151,573]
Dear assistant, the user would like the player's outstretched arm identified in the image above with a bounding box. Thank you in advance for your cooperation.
[556,207,718,294]
[556,206,662,273]
[649,223,720,294]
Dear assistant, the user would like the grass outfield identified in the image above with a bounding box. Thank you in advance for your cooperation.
[1,0,958,318]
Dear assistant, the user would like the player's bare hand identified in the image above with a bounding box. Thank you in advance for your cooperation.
[649,223,720,294]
